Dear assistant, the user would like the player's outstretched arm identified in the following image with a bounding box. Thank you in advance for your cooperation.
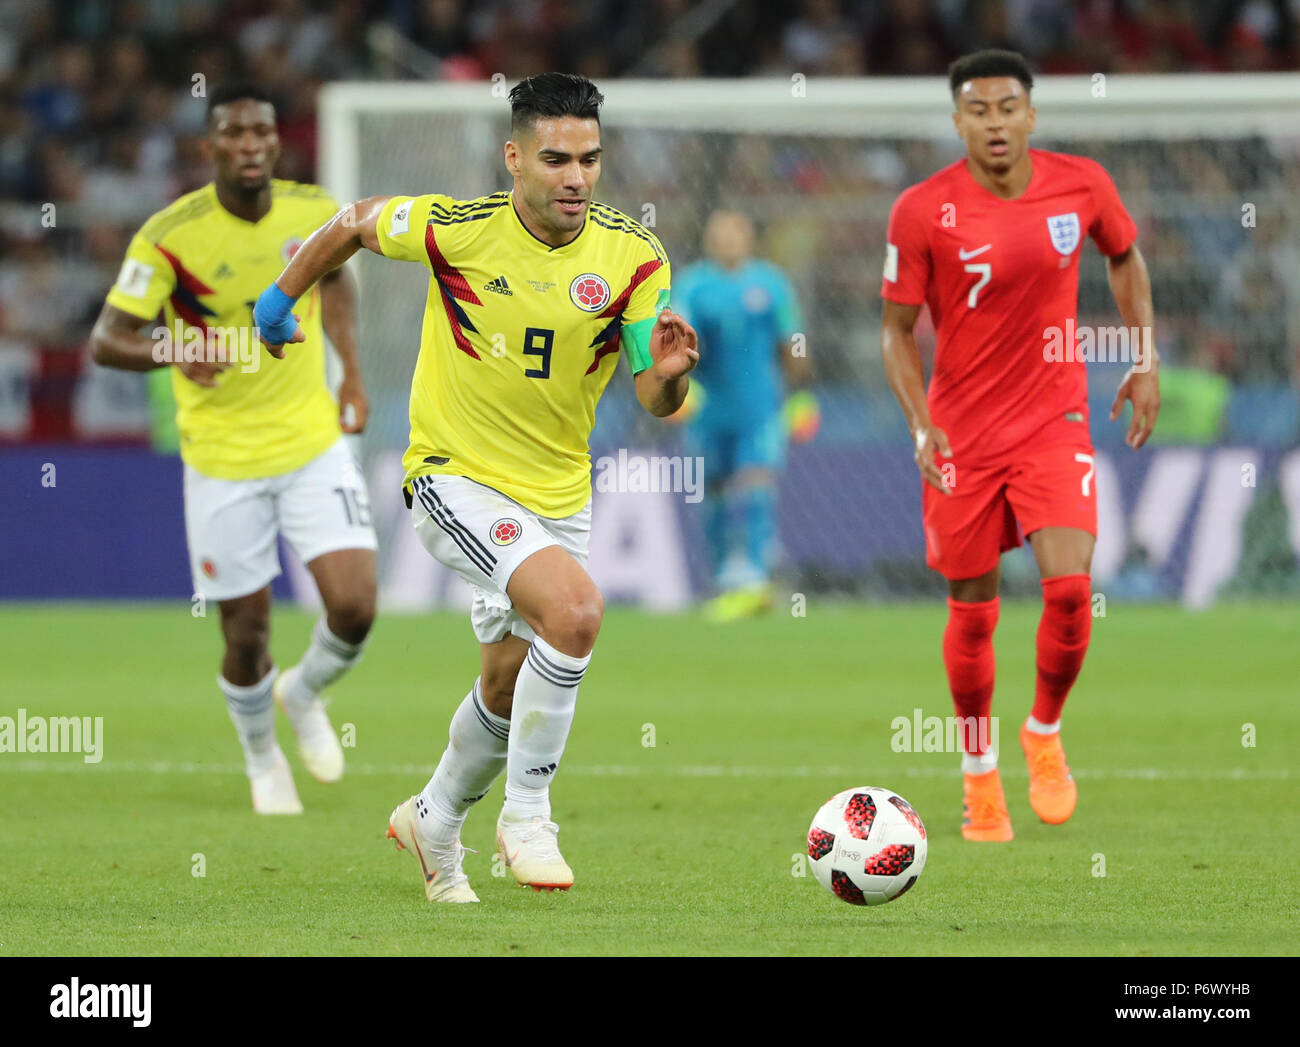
[1105,244,1160,449]
[320,267,368,433]
[882,299,951,494]
[634,309,699,417]
[90,303,230,387]
[90,303,171,372]
[254,195,393,358]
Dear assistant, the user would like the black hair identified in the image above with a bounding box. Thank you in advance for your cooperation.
[508,72,603,137]
[948,49,1034,101]
[205,82,276,127]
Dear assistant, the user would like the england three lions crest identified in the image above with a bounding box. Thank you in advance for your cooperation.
[1046,212,1080,255]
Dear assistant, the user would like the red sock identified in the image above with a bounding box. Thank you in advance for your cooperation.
[1032,574,1092,725]
[943,597,999,755]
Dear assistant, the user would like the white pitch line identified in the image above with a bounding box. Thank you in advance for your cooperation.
[0,760,1290,781]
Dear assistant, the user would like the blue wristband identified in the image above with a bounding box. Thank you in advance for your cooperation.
[252,283,299,344]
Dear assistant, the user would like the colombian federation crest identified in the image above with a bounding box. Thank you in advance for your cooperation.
[570,273,610,312]
[1046,212,1080,256]
[281,237,304,262]
[490,518,522,546]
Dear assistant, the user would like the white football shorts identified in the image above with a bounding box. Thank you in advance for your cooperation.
[408,473,591,645]
[184,437,378,602]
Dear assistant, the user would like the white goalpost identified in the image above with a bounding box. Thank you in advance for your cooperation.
[322,74,1300,198]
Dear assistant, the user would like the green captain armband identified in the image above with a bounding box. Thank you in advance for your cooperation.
[621,288,671,374]
[620,315,657,375]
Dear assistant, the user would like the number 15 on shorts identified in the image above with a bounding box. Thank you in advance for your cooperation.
[334,486,372,526]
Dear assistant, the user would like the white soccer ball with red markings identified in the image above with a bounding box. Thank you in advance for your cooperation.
[807,786,927,906]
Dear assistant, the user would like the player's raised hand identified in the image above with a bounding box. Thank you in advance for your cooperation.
[253,283,305,359]
[649,308,700,380]
[1110,366,1160,449]
[914,424,954,495]
[338,373,369,433]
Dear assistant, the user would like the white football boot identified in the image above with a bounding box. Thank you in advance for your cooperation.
[273,665,345,783]
[496,814,574,891]
[386,796,480,903]
[249,745,303,815]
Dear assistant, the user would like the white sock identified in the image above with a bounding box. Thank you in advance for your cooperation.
[1025,715,1061,735]
[282,617,366,713]
[418,679,509,846]
[220,667,278,776]
[962,749,998,775]
[502,638,590,822]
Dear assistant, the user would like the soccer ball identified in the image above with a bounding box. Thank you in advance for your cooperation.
[807,786,928,906]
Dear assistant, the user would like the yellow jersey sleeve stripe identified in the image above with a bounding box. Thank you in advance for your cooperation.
[427,192,508,215]
[427,208,504,227]
[425,223,486,360]
[597,258,665,320]
[581,258,666,375]
[427,199,510,225]
[587,208,668,263]
[627,258,671,319]
[155,244,220,332]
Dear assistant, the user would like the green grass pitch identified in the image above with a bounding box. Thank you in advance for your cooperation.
[0,601,1295,956]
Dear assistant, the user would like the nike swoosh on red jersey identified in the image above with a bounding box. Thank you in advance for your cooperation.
[958,244,992,260]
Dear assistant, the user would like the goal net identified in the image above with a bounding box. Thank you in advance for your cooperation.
[319,75,1300,611]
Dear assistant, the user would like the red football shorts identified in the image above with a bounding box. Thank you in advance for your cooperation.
[922,440,1098,580]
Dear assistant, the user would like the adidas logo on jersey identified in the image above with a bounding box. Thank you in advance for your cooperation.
[214,262,234,280]
[525,762,557,777]
[484,275,512,296]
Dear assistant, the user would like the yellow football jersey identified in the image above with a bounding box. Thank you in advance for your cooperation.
[377,191,672,517]
[106,180,341,480]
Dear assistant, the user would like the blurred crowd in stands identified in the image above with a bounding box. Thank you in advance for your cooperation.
[0,0,1297,442]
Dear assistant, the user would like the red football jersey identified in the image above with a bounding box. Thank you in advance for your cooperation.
[881,148,1137,466]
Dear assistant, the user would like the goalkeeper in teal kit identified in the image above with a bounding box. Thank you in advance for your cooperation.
[672,210,814,621]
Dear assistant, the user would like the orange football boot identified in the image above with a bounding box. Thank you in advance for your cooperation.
[961,767,1014,841]
[1019,721,1078,824]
